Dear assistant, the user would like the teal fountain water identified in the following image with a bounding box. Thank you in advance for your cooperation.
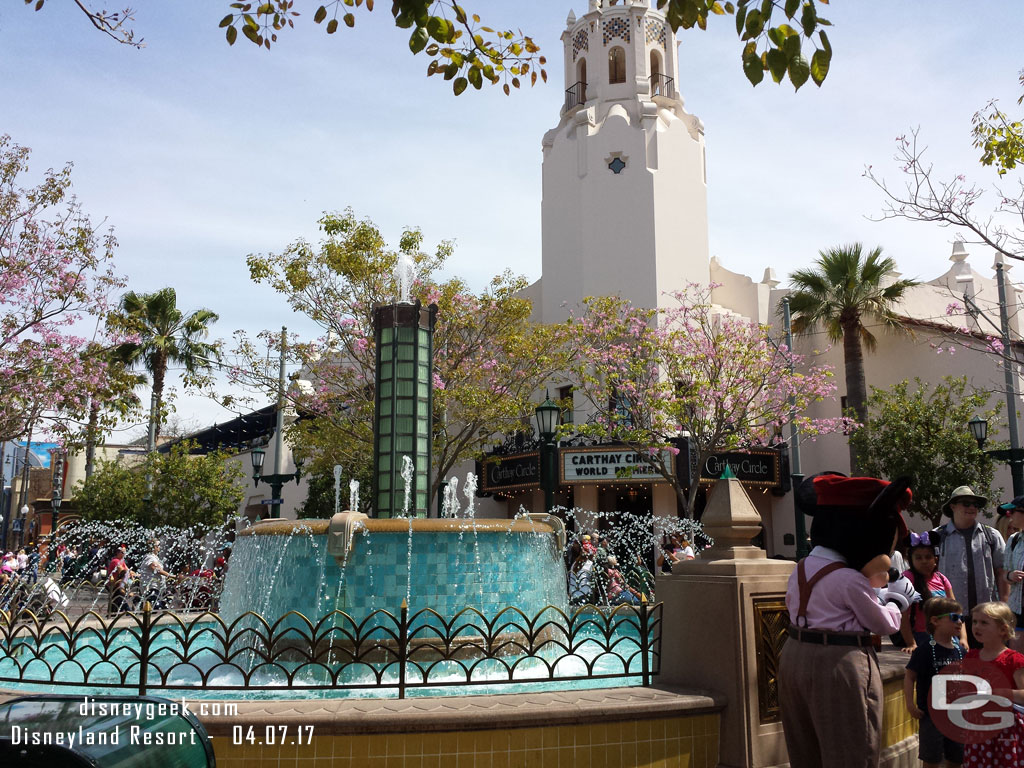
[216,497,568,627]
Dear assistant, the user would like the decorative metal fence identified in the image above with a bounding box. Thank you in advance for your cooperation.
[564,81,587,111]
[649,73,674,98]
[0,601,662,698]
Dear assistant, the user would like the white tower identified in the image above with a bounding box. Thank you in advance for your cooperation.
[540,0,711,323]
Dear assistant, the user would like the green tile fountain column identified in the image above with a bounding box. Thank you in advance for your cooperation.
[372,300,438,517]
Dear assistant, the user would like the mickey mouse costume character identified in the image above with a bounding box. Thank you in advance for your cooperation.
[779,473,919,768]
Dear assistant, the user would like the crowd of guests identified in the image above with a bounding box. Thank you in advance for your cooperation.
[890,485,1024,767]
[567,533,657,606]
[1,546,40,583]
[1,543,66,617]
[565,530,703,606]
[0,537,232,619]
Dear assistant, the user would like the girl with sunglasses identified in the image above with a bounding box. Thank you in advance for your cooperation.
[903,597,966,768]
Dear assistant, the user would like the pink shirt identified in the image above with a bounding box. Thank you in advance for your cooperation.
[901,569,954,634]
[786,550,902,634]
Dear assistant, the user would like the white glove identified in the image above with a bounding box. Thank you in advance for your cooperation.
[879,576,921,611]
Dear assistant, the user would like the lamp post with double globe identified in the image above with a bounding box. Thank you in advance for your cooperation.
[250,445,303,520]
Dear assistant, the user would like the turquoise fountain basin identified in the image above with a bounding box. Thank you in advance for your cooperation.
[218,517,568,624]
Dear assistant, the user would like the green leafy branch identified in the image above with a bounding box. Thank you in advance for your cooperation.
[32,0,839,94]
[217,1,546,96]
[418,4,546,97]
[972,73,1024,176]
[658,0,832,89]
[218,1,300,48]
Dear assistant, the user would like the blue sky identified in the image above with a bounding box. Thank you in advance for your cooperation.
[1,2,1022,434]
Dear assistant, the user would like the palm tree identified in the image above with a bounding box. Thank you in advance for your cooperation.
[787,244,917,473]
[114,287,220,442]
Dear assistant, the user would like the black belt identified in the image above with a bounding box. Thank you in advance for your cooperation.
[787,625,880,648]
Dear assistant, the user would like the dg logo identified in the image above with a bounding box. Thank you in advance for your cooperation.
[930,658,1017,744]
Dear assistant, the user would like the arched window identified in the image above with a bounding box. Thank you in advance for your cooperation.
[608,46,626,84]
[577,58,588,101]
[649,50,664,95]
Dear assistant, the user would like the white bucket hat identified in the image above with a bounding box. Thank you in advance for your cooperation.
[942,485,988,516]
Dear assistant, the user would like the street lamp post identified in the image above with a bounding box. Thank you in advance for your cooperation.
[51,452,64,532]
[250,445,303,519]
[51,490,62,533]
[534,394,560,514]
[968,416,1024,496]
[781,296,811,559]
[994,256,1024,497]
[18,504,29,549]
[962,256,1024,497]
[969,416,989,448]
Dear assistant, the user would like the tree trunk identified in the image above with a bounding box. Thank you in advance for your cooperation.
[152,353,167,441]
[682,483,697,519]
[842,318,868,474]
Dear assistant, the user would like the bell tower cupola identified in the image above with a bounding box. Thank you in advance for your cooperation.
[562,0,681,112]
[540,0,711,324]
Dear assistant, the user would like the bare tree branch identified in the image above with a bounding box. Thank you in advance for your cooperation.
[864,128,1024,263]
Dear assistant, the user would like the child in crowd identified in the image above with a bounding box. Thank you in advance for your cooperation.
[899,531,964,653]
[962,602,1024,767]
[903,597,966,768]
[605,556,641,605]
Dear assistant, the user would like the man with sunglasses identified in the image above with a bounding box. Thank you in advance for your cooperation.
[932,485,1008,646]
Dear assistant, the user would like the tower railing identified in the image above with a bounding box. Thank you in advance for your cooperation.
[564,81,587,112]
[650,73,674,98]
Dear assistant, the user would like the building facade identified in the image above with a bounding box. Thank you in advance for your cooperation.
[473,0,1024,556]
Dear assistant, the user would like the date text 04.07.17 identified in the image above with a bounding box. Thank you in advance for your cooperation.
[232,725,315,746]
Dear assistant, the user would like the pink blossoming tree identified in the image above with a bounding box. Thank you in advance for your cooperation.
[0,135,131,446]
[569,285,849,515]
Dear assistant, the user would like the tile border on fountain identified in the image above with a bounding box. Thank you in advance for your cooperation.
[239,518,557,537]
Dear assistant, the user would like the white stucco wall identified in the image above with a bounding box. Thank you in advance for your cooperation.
[64,444,143,498]
[747,248,1024,555]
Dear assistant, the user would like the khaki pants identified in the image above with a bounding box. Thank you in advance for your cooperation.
[779,639,883,768]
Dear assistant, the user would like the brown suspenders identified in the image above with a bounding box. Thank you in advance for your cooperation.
[795,559,846,627]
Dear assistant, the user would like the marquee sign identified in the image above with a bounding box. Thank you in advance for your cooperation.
[673,440,785,490]
[560,447,674,484]
[479,453,541,494]
[700,450,781,487]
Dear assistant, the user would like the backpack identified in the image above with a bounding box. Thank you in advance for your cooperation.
[1010,530,1023,555]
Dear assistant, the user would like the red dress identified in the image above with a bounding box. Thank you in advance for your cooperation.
[962,648,1024,767]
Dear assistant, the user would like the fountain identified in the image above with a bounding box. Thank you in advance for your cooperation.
[215,277,569,636]
[0,261,706,697]
[0,261,725,768]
